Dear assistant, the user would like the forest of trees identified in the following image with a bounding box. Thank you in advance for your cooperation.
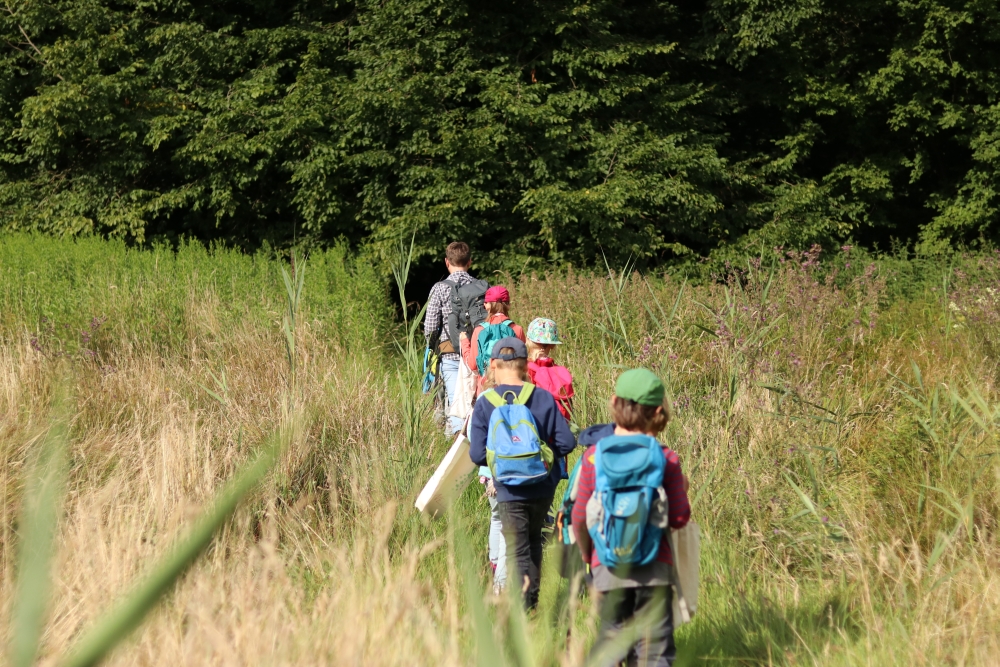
[2,0,1000,269]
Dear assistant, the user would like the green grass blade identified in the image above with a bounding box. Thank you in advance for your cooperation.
[295,258,307,306]
[927,526,958,569]
[391,231,417,326]
[964,383,995,425]
[761,265,776,302]
[9,407,69,667]
[584,588,665,667]
[916,418,940,444]
[692,323,719,338]
[641,276,669,331]
[280,264,295,322]
[910,360,924,392]
[453,513,503,667]
[739,313,786,351]
[197,384,227,405]
[784,473,821,521]
[953,391,987,431]
[595,322,629,348]
[668,278,687,325]
[690,458,718,508]
[506,590,536,667]
[691,299,717,317]
[57,431,284,667]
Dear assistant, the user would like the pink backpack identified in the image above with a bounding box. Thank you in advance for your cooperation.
[529,358,574,420]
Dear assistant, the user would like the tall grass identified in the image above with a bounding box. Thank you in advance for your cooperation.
[510,245,1000,664]
[0,234,998,665]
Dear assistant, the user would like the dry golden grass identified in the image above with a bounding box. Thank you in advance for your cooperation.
[0,310,479,666]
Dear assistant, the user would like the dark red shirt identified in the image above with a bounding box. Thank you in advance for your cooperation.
[571,441,690,566]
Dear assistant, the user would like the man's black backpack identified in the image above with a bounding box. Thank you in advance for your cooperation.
[447,279,489,348]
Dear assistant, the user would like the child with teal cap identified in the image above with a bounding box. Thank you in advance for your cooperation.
[526,318,574,422]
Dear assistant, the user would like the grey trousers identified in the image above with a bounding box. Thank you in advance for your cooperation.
[589,586,676,667]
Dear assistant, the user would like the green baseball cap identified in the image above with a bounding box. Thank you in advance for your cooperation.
[615,368,665,406]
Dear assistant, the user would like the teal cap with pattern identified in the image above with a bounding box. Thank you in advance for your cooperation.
[527,317,562,345]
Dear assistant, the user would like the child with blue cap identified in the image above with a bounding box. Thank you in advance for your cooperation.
[468,337,577,609]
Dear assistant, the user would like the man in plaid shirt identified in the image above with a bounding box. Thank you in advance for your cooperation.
[423,241,475,434]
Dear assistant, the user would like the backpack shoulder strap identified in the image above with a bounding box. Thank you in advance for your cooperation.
[446,281,462,347]
[566,456,585,501]
[483,389,505,408]
[515,383,535,405]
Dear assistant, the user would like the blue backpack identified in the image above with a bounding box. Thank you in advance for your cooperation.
[483,384,554,485]
[587,435,666,571]
[476,320,517,375]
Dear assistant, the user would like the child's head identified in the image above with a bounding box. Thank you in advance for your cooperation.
[526,318,562,361]
[610,368,670,435]
[485,285,510,317]
[488,337,529,382]
[526,340,550,362]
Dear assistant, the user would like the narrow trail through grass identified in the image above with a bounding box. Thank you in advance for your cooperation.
[1,234,999,665]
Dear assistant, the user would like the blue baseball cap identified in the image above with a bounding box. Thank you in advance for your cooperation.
[490,337,527,360]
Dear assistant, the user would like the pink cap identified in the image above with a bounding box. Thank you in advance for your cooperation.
[484,285,510,303]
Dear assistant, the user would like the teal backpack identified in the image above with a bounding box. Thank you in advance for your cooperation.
[476,319,517,375]
[483,384,554,485]
[586,435,667,572]
[559,457,584,544]
[556,456,586,579]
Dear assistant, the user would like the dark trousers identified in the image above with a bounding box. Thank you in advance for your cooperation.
[590,586,675,667]
[497,496,552,609]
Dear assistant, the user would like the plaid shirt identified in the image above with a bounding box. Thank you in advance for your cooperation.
[572,442,690,566]
[423,271,473,359]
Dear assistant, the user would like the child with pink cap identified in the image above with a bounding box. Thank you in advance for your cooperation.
[460,285,526,392]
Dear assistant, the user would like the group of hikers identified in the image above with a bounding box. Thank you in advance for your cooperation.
[423,242,692,667]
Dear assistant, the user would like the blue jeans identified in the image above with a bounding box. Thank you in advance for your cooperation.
[488,495,507,589]
[439,356,464,435]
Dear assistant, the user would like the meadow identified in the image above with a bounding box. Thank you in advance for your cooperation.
[1,234,998,666]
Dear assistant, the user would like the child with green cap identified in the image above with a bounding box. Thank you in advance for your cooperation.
[525,317,574,422]
[571,368,690,667]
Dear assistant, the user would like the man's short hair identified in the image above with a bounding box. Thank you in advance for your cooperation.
[446,242,471,267]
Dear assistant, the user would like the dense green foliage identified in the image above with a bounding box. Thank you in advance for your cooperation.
[3,0,1000,267]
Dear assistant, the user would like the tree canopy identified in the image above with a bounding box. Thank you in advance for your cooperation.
[2,0,1000,268]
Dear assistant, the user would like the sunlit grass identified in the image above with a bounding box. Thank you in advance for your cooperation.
[0,235,998,665]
